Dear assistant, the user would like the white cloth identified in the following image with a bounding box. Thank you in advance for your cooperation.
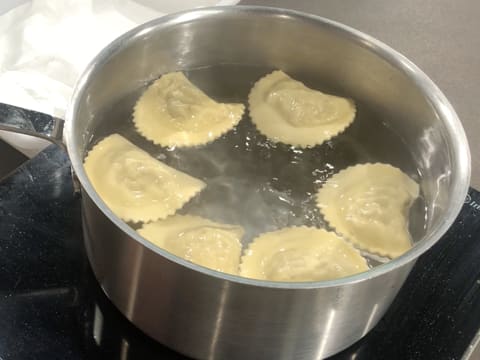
[0,0,237,157]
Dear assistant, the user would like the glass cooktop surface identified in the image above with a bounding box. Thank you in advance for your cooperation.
[1,145,479,360]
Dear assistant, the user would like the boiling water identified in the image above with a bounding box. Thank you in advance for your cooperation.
[90,64,428,267]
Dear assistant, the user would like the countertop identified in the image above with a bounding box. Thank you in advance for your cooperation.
[241,0,480,188]
[1,1,477,186]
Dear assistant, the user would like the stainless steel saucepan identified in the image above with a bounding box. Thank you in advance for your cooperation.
[0,6,470,359]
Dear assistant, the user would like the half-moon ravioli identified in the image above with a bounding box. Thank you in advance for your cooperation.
[316,163,420,258]
[240,227,368,282]
[248,70,356,148]
[83,134,205,223]
[133,72,245,147]
[137,215,244,275]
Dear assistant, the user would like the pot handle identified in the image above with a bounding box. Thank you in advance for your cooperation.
[0,102,65,149]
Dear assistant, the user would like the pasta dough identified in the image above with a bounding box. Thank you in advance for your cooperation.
[240,227,368,282]
[83,134,205,223]
[316,163,420,258]
[133,72,245,147]
[248,70,356,147]
[137,215,244,274]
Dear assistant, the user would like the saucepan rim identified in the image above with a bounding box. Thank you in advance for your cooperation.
[65,5,471,290]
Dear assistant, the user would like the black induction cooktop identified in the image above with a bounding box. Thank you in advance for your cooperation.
[1,144,479,360]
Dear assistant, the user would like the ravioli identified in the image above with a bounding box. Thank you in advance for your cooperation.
[133,72,245,147]
[83,134,205,223]
[248,70,356,147]
[137,215,244,274]
[240,227,368,282]
[316,163,420,258]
